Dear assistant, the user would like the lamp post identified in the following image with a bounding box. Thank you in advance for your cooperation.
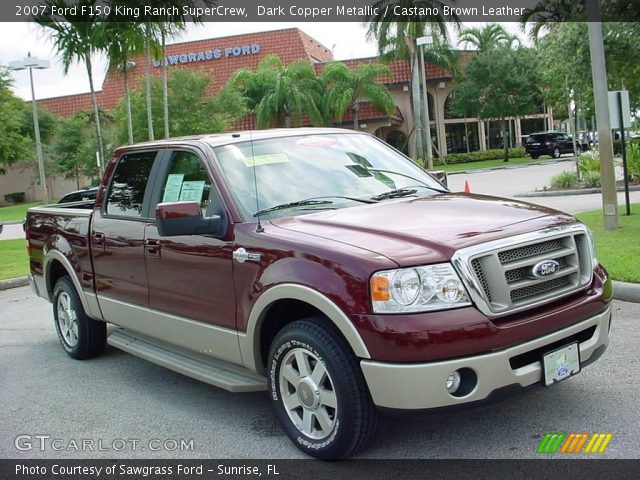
[417,35,433,170]
[9,53,50,204]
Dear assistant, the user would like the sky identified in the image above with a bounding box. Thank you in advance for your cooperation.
[1,22,528,101]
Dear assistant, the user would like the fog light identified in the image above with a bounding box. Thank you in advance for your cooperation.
[446,371,461,394]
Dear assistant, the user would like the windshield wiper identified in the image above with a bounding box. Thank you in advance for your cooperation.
[371,188,418,201]
[253,195,375,217]
[367,168,448,194]
[371,184,449,201]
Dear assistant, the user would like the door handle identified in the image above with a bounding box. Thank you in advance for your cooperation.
[145,239,161,258]
[92,231,105,252]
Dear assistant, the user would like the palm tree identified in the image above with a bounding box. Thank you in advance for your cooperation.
[321,62,395,130]
[103,22,145,145]
[35,0,106,173]
[365,1,460,160]
[458,24,520,51]
[230,55,324,128]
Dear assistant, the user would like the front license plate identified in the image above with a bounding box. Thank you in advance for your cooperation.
[542,342,580,386]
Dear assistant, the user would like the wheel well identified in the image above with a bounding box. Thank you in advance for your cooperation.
[47,260,68,300]
[258,299,326,369]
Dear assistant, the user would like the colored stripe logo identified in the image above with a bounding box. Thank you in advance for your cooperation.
[537,432,613,454]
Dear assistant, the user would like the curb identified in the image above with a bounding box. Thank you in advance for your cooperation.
[3,220,25,225]
[447,157,575,176]
[0,276,28,291]
[516,185,640,198]
[612,281,640,303]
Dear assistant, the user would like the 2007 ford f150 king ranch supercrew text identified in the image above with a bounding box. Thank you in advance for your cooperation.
[26,128,612,459]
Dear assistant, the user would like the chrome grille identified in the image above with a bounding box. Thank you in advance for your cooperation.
[452,226,594,318]
[472,258,492,302]
[510,276,570,302]
[498,239,564,263]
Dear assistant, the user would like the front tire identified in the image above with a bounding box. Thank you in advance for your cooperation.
[268,318,378,459]
[552,147,561,158]
[53,276,106,359]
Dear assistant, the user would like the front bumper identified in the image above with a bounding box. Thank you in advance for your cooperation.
[361,304,611,410]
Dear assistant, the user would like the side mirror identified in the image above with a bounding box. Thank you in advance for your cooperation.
[156,201,223,237]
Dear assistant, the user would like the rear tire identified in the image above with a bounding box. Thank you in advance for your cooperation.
[268,318,378,459]
[53,276,106,359]
[530,154,539,160]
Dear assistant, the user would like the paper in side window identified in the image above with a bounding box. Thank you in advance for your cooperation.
[179,181,206,202]
[162,174,184,202]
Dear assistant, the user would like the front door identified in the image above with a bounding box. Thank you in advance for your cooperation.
[143,149,237,342]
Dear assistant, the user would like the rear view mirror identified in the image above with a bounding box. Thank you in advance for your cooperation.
[156,201,223,237]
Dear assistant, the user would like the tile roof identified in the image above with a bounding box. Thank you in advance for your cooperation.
[39,28,334,117]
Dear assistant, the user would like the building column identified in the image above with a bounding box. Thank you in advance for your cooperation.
[515,118,522,147]
[478,120,487,151]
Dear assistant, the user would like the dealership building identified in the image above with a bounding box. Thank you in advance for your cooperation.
[2,28,553,202]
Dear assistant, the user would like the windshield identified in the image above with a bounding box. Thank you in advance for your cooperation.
[210,133,446,220]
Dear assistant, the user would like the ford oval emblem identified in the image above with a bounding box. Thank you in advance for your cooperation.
[532,259,560,278]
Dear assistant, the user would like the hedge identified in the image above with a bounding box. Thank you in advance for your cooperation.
[435,147,527,165]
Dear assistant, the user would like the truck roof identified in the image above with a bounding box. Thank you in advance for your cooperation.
[114,127,362,152]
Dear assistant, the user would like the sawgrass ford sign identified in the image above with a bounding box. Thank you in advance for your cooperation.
[152,44,261,67]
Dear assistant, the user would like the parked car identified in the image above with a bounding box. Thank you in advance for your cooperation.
[525,131,576,159]
[26,128,612,459]
[0,220,3,235]
[58,186,99,204]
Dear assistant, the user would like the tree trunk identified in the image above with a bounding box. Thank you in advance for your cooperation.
[352,102,359,130]
[145,38,155,141]
[501,119,509,162]
[410,54,424,162]
[161,28,169,139]
[85,55,105,176]
[124,62,133,145]
[284,102,291,128]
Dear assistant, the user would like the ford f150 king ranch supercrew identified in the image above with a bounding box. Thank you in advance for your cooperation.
[26,128,612,459]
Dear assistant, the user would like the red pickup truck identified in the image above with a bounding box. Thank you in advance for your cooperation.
[26,128,612,459]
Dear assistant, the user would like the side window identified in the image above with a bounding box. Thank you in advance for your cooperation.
[159,151,218,216]
[106,151,157,217]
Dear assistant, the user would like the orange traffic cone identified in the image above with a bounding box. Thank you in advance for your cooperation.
[464,180,471,193]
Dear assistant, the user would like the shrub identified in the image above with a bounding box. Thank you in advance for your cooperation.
[578,153,600,175]
[627,142,640,182]
[550,171,580,190]
[437,147,527,165]
[3,192,25,203]
[580,170,601,188]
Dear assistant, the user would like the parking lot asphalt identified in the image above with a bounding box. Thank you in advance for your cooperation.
[1,286,638,459]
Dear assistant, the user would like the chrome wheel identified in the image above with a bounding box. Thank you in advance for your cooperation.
[279,347,338,440]
[56,291,78,347]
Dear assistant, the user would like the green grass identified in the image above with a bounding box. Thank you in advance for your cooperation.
[0,239,29,280]
[577,205,640,283]
[0,202,41,222]
[437,156,549,173]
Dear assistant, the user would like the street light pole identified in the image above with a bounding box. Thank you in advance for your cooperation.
[9,53,50,204]
[586,1,618,231]
[417,35,434,170]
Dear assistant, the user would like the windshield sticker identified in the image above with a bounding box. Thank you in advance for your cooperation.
[179,181,206,202]
[243,154,289,167]
[162,174,184,202]
[295,136,339,147]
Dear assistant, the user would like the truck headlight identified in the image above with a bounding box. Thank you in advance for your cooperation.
[370,264,471,313]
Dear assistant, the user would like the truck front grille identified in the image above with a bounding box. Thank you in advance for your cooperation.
[454,226,594,318]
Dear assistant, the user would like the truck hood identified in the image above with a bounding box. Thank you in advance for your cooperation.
[270,193,577,267]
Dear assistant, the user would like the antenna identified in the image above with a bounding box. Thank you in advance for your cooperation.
[249,129,264,233]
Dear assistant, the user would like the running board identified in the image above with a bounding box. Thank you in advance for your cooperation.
[108,329,267,392]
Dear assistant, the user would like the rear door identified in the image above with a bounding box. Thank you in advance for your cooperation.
[91,150,159,308]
